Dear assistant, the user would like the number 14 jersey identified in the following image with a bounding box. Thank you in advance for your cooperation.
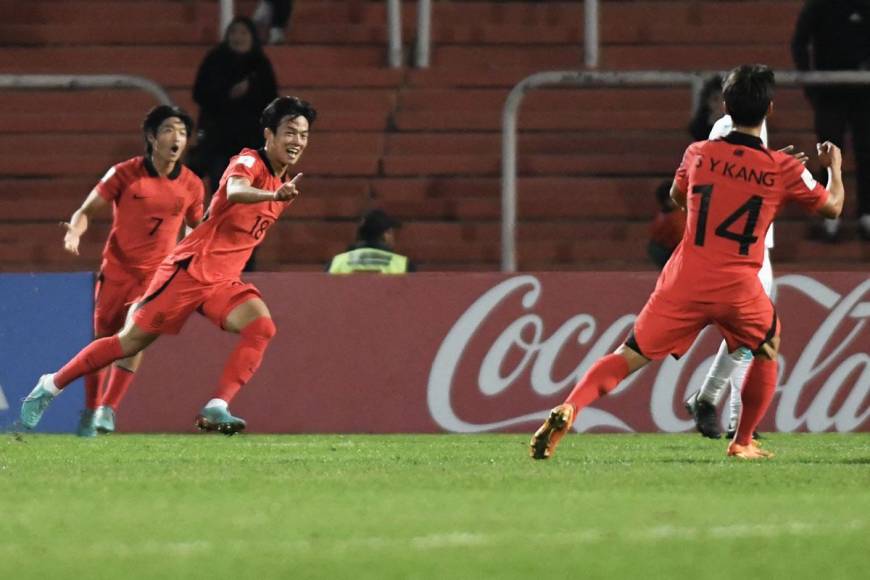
[168,148,292,284]
[661,131,829,302]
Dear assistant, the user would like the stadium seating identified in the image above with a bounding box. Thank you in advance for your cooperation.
[1,0,866,272]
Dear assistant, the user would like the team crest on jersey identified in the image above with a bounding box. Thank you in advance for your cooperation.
[173,197,184,216]
[236,155,256,168]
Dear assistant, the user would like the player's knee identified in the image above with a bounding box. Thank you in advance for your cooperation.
[241,316,276,343]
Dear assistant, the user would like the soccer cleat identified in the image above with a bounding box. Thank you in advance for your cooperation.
[20,374,58,430]
[530,404,575,460]
[684,392,722,439]
[195,405,246,436]
[727,441,774,460]
[77,409,97,438]
[93,406,116,434]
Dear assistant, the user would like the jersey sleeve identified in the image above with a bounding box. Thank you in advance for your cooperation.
[185,177,205,225]
[225,153,263,185]
[673,143,699,193]
[95,163,128,201]
[781,157,829,212]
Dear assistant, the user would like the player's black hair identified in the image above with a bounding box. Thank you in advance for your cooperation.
[260,96,317,133]
[142,105,193,154]
[722,64,775,127]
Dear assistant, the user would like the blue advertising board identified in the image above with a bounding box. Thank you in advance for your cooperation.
[0,273,93,433]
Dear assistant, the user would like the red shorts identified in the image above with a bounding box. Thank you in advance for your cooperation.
[131,261,261,335]
[94,271,151,336]
[632,289,780,360]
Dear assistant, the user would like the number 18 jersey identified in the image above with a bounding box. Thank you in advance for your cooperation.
[168,148,292,284]
[660,131,828,302]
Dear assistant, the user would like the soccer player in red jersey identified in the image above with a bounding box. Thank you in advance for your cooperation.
[21,96,315,435]
[61,106,204,437]
[530,65,845,460]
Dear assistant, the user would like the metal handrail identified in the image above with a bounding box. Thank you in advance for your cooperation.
[0,74,174,105]
[387,0,403,68]
[219,0,234,40]
[415,0,432,68]
[500,69,870,272]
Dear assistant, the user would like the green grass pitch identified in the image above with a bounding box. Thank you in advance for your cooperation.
[1,433,868,580]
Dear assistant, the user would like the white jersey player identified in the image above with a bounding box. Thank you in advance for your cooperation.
[684,115,776,439]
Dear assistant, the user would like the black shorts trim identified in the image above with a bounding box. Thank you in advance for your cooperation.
[754,309,778,354]
[625,330,647,359]
[135,264,184,309]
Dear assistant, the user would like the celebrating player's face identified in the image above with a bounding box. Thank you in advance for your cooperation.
[267,115,309,167]
[150,117,188,164]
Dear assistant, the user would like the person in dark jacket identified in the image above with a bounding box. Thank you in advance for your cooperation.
[792,0,870,240]
[192,16,279,196]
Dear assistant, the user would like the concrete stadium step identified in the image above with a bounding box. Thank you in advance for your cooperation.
[0,46,387,70]
[394,110,689,132]
[0,109,391,133]
[0,133,386,159]
[0,150,381,177]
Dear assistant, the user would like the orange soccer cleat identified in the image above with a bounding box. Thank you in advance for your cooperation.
[529,404,575,460]
[727,440,775,460]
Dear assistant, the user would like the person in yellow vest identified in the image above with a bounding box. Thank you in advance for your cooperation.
[327,209,416,274]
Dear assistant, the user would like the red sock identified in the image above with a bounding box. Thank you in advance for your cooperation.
[564,353,631,413]
[101,366,136,411]
[214,317,276,404]
[83,369,106,410]
[55,336,124,389]
[735,357,778,446]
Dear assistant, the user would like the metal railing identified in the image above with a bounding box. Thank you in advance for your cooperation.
[219,0,234,40]
[500,69,870,272]
[387,0,403,68]
[0,74,174,106]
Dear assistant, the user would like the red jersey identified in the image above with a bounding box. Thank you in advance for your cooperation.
[169,148,292,283]
[660,132,828,301]
[96,156,204,281]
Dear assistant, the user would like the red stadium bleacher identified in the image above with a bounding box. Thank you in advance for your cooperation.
[1,0,866,272]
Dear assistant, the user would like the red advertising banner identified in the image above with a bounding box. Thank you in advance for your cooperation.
[123,272,869,434]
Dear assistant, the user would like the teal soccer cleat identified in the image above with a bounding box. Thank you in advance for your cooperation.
[20,374,58,430]
[93,406,116,434]
[195,405,247,436]
[77,409,97,437]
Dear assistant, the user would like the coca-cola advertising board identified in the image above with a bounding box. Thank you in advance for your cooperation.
[121,272,868,434]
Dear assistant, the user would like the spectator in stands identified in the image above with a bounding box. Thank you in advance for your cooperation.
[688,75,724,141]
[192,16,278,197]
[327,209,416,274]
[253,0,295,45]
[792,0,870,241]
[192,16,278,271]
[647,180,686,269]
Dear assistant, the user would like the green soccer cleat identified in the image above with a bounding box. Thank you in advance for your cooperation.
[195,405,246,436]
[20,374,58,430]
[77,409,97,438]
[93,405,116,434]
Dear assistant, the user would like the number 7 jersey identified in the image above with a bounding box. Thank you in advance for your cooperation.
[168,148,293,284]
[662,131,829,301]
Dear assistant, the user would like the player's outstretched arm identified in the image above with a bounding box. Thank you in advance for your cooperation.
[61,188,108,256]
[816,141,844,219]
[226,174,302,204]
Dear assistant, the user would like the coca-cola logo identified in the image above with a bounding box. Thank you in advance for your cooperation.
[427,275,870,433]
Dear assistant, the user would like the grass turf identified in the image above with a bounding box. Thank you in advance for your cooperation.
[0,433,868,580]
